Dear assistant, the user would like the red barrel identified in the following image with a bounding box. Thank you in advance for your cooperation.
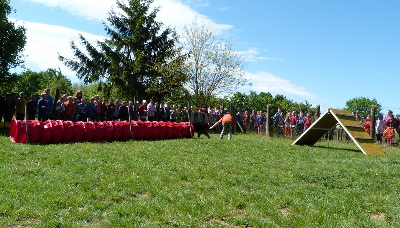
[121,121,132,141]
[62,121,75,142]
[51,120,64,143]
[73,121,85,142]
[10,119,27,143]
[135,121,147,140]
[84,121,96,142]
[41,121,54,144]
[94,121,105,142]
[104,121,114,141]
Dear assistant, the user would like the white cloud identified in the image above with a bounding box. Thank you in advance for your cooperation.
[241,71,318,102]
[11,19,106,83]
[237,48,282,62]
[22,0,233,35]
[22,0,115,21]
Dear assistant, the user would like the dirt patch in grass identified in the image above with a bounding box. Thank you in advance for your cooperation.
[134,193,149,199]
[370,212,385,221]
[279,207,293,215]
[201,217,236,227]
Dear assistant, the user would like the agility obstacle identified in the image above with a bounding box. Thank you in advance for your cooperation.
[10,119,194,144]
[292,108,385,155]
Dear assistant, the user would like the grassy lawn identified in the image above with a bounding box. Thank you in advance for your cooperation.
[1,128,400,227]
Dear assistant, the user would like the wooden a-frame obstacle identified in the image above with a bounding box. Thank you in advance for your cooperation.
[292,109,385,155]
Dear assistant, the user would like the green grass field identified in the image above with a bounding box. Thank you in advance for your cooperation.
[1,129,400,227]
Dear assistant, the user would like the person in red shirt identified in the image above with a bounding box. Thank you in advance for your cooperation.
[364,115,371,134]
[210,113,234,140]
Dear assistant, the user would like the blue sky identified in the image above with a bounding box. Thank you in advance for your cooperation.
[9,0,400,113]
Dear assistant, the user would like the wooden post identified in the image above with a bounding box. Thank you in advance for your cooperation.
[128,101,133,140]
[266,104,271,137]
[188,101,192,136]
[370,105,376,139]
[315,105,321,120]
[25,105,29,144]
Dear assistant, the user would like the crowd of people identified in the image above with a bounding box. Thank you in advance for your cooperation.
[0,89,230,125]
[1,89,399,146]
[235,108,313,138]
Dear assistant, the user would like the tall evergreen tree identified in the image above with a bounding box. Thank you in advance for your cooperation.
[59,0,186,101]
[0,0,26,88]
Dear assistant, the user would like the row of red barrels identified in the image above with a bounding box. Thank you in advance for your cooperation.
[10,119,194,144]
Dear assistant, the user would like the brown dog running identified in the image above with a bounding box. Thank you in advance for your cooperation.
[192,122,211,138]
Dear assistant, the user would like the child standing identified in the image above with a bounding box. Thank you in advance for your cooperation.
[383,114,398,146]
[290,111,297,138]
[256,111,265,135]
[375,115,384,145]
[363,115,371,135]
[303,113,312,131]
[284,113,291,137]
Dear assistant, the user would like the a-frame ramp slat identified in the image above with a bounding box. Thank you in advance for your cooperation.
[292,108,385,156]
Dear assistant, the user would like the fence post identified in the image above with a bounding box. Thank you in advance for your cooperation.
[370,105,376,139]
[315,105,321,120]
[188,101,192,136]
[266,104,271,137]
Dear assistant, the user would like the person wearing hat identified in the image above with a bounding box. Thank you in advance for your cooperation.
[15,92,27,120]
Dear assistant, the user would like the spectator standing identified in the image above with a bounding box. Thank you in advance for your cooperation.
[147,99,157,121]
[77,98,87,122]
[277,112,285,136]
[138,100,147,121]
[15,92,27,120]
[284,113,291,137]
[383,114,398,146]
[164,101,171,121]
[256,111,265,135]
[73,97,80,122]
[243,110,250,131]
[86,97,96,121]
[113,99,121,120]
[303,113,312,131]
[364,115,371,134]
[74,90,83,103]
[44,89,53,118]
[37,93,48,122]
[64,96,75,121]
[249,110,256,132]
[132,101,140,121]
[375,115,384,145]
[26,94,37,120]
[273,107,282,133]
[118,101,129,121]
[170,105,177,122]
[4,93,17,122]
[55,97,66,120]
[106,99,115,121]
[290,111,297,138]
[296,110,305,135]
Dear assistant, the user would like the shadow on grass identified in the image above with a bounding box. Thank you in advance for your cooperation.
[0,128,9,137]
[313,144,360,153]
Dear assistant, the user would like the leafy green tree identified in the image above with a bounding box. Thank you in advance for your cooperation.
[183,19,247,107]
[59,0,186,102]
[14,69,72,98]
[345,97,381,119]
[0,0,26,88]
